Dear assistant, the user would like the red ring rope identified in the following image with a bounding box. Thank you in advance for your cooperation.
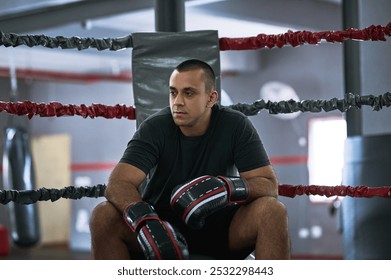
[279,184,391,198]
[0,100,135,119]
[219,22,391,50]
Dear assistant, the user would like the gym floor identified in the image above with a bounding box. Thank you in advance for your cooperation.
[0,243,343,260]
[0,243,92,260]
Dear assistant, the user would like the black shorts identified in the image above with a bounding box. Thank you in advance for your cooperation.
[165,204,254,260]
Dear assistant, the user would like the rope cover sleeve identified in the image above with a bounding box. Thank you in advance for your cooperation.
[219,22,391,50]
[0,185,107,205]
[228,92,391,116]
[0,32,133,50]
[1,22,390,51]
[278,184,391,198]
[0,92,390,119]
[1,184,391,205]
[0,101,136,119]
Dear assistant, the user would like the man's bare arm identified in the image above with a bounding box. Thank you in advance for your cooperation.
[105,162,147,213]
[239,165,279,200]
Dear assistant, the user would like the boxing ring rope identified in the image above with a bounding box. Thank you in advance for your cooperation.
[219,22,391,50]
[0,22,390,51]
[0,100,136,119]
[1,22,391,204]
[0,92,390,119]
[1,183,390,206]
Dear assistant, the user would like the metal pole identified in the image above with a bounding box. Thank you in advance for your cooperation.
[342,0,362,137]
[155,0,185,32]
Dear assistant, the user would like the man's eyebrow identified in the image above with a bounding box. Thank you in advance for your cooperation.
[169,86,198,91]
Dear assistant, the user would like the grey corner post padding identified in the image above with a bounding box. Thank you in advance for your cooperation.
[131,30,221,127]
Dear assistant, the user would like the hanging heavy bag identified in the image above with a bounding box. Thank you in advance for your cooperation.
[3,127,40,247]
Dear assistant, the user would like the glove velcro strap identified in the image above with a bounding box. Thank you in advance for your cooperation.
[217,176,249,203]
[123,201,160,232]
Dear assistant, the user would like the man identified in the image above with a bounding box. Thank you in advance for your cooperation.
[89,59,290,260]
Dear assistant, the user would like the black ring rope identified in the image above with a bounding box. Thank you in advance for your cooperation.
[228,92,391,116]
[0,32,133,51]
[0,185,106,205]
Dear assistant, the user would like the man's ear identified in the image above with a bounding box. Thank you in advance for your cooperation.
[207,91,219,107]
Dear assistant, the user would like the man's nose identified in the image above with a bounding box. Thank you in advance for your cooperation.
[173,93,184,105]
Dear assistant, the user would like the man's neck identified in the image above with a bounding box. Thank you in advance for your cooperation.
[179,110,212,137]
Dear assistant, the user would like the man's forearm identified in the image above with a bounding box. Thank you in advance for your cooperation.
[105,179,143,213]
[246,176,278,201]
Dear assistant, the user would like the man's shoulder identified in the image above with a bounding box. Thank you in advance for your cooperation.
[215,104,247,121]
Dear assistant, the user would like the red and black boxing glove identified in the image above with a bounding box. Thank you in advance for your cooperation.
[170,175,249,230]
[123,201,189,260]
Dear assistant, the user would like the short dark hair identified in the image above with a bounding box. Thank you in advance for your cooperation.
[175,59,216,92]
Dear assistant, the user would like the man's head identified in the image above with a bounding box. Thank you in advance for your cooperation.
[169,59,218,136]
[174,59,216,92]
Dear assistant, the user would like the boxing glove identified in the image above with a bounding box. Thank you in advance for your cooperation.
[123,201,189,260]
[170,175,249,230]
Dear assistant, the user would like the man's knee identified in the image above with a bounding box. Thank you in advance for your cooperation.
[90,201,120,233]
[250,197,288,223]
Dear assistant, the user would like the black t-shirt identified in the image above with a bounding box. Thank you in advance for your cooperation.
[120,104,270,217]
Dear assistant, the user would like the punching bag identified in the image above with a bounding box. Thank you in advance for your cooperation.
[2,126,40,247]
